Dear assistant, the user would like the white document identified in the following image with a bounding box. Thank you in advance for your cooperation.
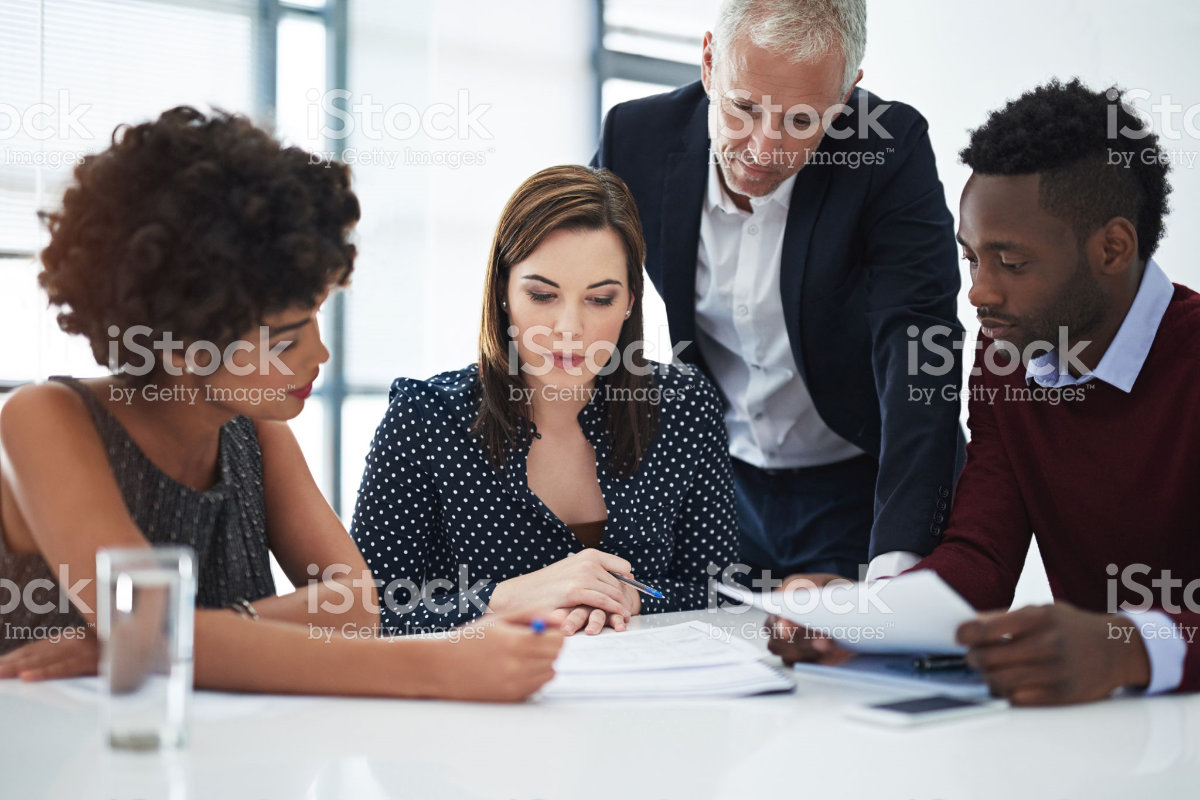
[551,620,761,673]
[541,661,794,700]
[716,570,977,654]
[539,621,794,700]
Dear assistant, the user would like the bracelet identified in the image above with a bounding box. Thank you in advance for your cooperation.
[229,598,259,621]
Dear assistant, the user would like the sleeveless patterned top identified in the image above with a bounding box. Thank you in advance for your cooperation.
[0,377,275,654]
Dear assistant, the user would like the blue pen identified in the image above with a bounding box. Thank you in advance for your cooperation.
[530,618,546,634]
[609,571,664,599]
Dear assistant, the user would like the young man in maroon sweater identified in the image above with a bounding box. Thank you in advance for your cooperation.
[768,79,1199,705]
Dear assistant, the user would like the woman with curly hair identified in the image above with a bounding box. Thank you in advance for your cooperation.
[0,107,560,701]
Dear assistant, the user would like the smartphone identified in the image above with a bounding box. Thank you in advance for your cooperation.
[845,694,1007,726]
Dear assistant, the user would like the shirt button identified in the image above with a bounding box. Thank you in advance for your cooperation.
[747,224,759,236]
[737,304,749,316]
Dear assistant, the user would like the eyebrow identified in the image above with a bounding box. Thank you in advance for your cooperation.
[521,274,623,290]
[268,318,311,338]
[955,234,1024,252]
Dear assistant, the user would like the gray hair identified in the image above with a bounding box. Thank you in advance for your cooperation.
[712,0,867,96]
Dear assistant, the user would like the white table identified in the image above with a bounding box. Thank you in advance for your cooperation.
[2,608,1197,799]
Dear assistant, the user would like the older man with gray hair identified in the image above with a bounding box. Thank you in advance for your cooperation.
[593,0,965,585]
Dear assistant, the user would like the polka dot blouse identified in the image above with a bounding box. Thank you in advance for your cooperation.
[350,363,738,634]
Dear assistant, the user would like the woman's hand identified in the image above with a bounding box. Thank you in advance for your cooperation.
[489,549,639,620]
[0,627,98,681]
[432,610,563,702]
[551,581,643,635]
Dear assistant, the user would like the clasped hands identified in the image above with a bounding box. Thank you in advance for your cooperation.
[764,573,1153,706]
[489,549,642,635]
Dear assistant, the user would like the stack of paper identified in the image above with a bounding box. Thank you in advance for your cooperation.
[790,655,991,698]
[539,621,794,700]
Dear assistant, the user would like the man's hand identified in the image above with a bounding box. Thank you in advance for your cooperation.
[762,574,857,665]
[957,603,1152,706]
[765,613,855,666]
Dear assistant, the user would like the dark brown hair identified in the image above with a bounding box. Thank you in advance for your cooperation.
[473,165,659,478]
[39,106,360,382]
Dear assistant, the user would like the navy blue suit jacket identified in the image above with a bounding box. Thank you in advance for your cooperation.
[593,81,966,560]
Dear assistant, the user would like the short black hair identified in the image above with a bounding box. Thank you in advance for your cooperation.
[39,106,360,379]
[960,78,1171,262]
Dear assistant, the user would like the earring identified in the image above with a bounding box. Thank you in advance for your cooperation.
[501,300,508,310]
[624,309,631,319]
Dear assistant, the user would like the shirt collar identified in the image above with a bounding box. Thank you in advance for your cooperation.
[1026,258,1173,392]
[704,157,797,216]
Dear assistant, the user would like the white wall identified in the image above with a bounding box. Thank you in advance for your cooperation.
[343,0,595,389]
[328,0,595,512]
[864,0,1200,344]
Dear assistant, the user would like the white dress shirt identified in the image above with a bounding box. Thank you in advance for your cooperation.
[695,160,907,581]
[694,160,865,469]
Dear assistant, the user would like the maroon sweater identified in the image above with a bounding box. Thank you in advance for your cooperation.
[916,285,1200,693]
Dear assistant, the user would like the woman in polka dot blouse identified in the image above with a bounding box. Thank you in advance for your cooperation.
[351,165,738,637]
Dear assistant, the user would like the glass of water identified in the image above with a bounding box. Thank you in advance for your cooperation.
[96,546,196,750]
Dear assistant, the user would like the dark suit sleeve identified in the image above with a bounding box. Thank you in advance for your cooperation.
[589,102,617,169]
[907,351,1032,610]
[859,114,966,561]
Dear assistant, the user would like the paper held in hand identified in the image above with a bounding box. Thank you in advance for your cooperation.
[716,570,977,654]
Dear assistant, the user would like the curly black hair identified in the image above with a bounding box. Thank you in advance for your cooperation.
[39,106,360,379]
[960,78,1171,262]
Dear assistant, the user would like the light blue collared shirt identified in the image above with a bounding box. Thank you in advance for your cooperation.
[1025,258,1173,392]
[1023,258,1184,694]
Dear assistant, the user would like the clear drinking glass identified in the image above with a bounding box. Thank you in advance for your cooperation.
[96,546,196,750]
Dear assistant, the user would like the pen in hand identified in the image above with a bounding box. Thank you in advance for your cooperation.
[608,571,664,599]
[912,654,970,672]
